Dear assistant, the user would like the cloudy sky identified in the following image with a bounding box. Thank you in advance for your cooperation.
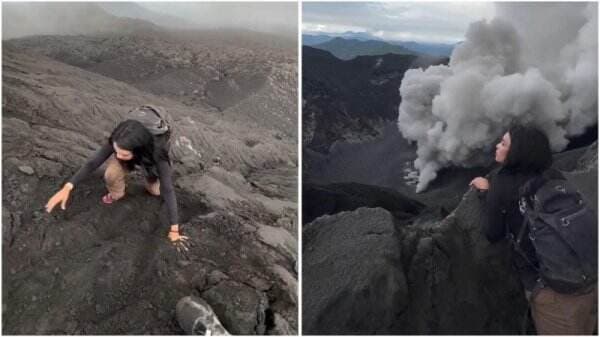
[303,2,496,43]
[141,2,297,35]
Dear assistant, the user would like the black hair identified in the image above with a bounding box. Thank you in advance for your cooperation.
[108,120,169,173]
[504,124,553,173]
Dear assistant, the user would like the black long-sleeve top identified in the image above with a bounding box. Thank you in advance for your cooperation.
[68,142,179,225]
[480,166,540,290]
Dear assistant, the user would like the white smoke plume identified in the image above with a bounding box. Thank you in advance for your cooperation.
[398,3,598,192]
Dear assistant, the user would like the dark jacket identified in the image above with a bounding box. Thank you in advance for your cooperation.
[480,166,544,290]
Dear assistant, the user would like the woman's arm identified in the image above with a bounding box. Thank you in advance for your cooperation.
[156,160,188,246]
[46,142,114,212]
[68,143,114,187]
[481,174,508,243]
[156,160,179,228]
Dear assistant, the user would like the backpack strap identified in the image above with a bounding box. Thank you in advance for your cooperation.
[512,213,541,272]
[141,105,164,120]
[519,169,566,197]
[519,174,544,201]
[507,187,541,272]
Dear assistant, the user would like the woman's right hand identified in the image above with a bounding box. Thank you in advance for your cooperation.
[469,177,490,191]
[46,183,73,213]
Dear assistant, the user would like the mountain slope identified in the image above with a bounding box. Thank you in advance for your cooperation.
[302,34,334,46]
[5,30,297,139]
[302,46,447,153]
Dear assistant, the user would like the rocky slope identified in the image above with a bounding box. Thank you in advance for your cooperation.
[5,29,297,139]
[302,46,446,153]
[2,31,297,334]
[303,143,597,334]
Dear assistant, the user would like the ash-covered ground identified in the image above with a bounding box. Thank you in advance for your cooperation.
[2,25,297,335]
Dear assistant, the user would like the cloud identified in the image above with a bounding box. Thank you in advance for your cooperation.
[303,2,495,43]
[302,22,368,34]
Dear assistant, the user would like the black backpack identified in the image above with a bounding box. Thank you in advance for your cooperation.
[126,105,171,136]
[512,170,597,293]
[125,105,175,173]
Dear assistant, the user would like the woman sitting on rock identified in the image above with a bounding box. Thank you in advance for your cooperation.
[45,118,188,248]
[470,125,596,334]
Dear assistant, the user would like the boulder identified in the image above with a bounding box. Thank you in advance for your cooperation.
[202,280,269,335]
[303,207,408,334]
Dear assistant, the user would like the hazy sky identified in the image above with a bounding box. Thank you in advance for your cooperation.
[303,2,496,43]
[2,2,298,39]
[140,2,297,34]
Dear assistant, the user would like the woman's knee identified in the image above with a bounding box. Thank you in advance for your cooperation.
[104,158,126,182]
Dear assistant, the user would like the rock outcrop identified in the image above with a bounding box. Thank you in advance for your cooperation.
[303,182,425,224]
[303,144,597,334]
[303,208,408,334]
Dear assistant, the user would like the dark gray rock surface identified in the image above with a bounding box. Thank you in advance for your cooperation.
[303,182,425,224]
[202,280,269,335]
[303,207,408,334]
[3,30,297,335]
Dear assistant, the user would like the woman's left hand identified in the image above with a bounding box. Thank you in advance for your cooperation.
[168,224,189,252]
[470,177,490,190]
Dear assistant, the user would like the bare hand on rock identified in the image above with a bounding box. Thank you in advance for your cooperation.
[168,230,190,253]
[469,177,489,191]
[46,183,73,213]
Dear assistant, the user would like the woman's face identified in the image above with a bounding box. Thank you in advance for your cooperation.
[495,132,511,163]
[114,142,134,161]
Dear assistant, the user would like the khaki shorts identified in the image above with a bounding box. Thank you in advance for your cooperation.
[530,286,597,335]
[104,155,160,199]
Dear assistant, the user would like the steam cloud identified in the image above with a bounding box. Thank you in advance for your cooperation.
[398,3,598,192]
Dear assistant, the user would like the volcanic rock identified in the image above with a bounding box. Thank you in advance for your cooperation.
[2,27,297,334]
[17,165,34,175]
[303,207,408,334]
[302,144,597,334]
[303,181,425,224]
[202,280,269,335]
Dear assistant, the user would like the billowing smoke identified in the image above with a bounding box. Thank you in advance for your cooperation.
[398,3,598,192]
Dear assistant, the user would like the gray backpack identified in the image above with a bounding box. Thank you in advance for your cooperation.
[126,105,171,136]
[514,171,597,293]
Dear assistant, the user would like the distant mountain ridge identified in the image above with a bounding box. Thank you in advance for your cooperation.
[390,40,456,57]
[302,34,335,46]
[313,37,415,60]
[303,33,457,57]
[303,31,382,45]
